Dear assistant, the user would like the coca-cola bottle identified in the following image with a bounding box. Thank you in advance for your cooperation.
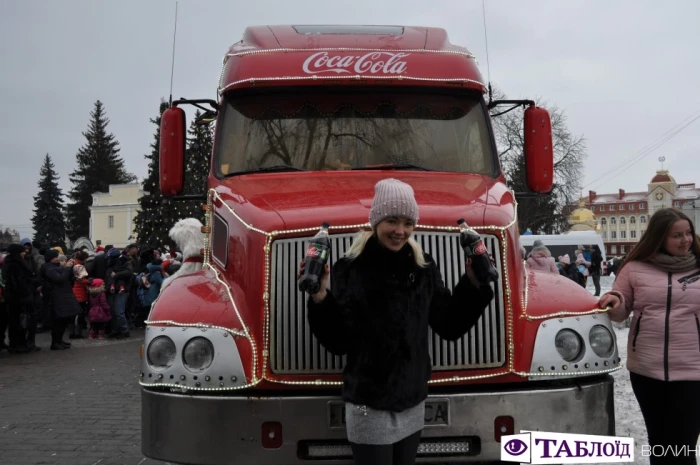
[457,218,499,284]
[299,222,331,294]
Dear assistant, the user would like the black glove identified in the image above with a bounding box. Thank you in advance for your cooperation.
[470,252,499,285]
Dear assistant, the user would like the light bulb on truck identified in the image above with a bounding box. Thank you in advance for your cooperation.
[555,329,584,362]
[147,336,177,369]
[183,337,215,372]
[589,325,614,358]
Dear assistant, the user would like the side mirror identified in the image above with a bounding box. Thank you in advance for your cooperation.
[523,106,553,193]
[159,106,186,197]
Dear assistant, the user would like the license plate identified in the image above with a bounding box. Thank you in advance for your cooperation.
[328,400,449,428]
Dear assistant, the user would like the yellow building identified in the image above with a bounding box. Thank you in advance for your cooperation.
[89,183,143,248]
[568,198,597,231]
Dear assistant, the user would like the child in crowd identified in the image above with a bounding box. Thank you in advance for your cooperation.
[109,252,130,294]
[87,278,111,339]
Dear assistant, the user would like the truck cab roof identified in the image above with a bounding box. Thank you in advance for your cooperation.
[229,25,472,54]
[219,25,485,94]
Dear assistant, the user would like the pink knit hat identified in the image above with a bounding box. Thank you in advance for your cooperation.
[369,178,419,228]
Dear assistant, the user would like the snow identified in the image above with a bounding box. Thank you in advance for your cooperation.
[611,326,648,464]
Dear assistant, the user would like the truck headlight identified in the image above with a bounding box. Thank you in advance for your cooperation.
[147,336,177,369]
[555,329,583,362]
[183,337,215,372]
[589,325,614,358]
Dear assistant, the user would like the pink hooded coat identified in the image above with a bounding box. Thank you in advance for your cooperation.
[607,260,700,381]
[526,256,559,275]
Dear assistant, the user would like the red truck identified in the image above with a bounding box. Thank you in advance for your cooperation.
[141,25,621,464]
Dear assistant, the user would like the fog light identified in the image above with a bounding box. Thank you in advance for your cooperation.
[494,416,514,442]
[262,422,283,449]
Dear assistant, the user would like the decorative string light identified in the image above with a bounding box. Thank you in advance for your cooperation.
[145,188,622,388]
[205,189,621,383]
[520,266,614,321]
[219,75,486,96]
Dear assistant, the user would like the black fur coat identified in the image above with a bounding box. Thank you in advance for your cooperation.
[307,236,494,412]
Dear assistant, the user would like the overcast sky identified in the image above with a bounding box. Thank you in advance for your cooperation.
[1,0,699,239]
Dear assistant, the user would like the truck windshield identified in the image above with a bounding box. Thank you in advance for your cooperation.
[215,88,496,176]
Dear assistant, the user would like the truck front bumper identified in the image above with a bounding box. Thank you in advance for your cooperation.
[142,375,614,465]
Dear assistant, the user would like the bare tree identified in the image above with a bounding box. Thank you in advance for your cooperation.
[490,86,587,233]
[249,114,432,171]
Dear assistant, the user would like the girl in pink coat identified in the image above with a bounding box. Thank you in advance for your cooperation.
[599,208,700,464]
[87,278,111,339]
[525,243,559,275]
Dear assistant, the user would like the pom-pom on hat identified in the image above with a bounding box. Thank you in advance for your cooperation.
[369,178,419,228]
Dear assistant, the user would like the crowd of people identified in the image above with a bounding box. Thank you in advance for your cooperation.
[523,240,604,295]
[0,240,183,353]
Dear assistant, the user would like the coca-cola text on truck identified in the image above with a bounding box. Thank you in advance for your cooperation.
[141,24,620,465]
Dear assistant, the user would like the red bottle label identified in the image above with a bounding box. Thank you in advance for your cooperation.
[474,241,487,255]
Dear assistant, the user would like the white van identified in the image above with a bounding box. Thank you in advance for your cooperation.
[519,231,608,274]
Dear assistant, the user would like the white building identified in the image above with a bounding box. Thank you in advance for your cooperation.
[89,183,143,248]
[584,169,700,256]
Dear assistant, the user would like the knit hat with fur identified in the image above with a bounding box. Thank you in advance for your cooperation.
[369,178,419,228]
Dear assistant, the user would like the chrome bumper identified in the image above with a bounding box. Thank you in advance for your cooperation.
[142,375,614,465]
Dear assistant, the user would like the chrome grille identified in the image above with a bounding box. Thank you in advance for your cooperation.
[269,232,506,374]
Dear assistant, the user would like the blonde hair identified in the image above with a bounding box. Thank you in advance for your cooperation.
[344,230,428,267]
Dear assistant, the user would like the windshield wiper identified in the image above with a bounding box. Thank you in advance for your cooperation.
[352,163,433,171]
[229,165,307,176]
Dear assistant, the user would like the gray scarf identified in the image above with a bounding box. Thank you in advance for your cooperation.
[646,253,698,273]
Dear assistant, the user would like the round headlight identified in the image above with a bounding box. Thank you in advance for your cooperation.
[555,329,584,362]
[589,325,614,358]
[147,336,177,369]
[183,337,215,372]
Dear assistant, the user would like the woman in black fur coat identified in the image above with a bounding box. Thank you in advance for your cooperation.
[300,178,495,465]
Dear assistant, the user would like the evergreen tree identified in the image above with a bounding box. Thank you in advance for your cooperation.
[182,110,214,222]
[66,100,136,239]
[31,154,67,248]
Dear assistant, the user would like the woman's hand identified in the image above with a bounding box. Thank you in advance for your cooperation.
[465,258,481,287]
[598,292,621,310]
[298,260,330,302]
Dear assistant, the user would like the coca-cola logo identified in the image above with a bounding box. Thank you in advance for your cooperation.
[302,51,409,75]
[306,246,320,257]
[474,242,488,255]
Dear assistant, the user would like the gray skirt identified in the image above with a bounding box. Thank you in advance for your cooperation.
[345,401,425,445]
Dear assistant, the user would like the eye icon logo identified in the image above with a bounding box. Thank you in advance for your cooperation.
[504,439,528,456]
